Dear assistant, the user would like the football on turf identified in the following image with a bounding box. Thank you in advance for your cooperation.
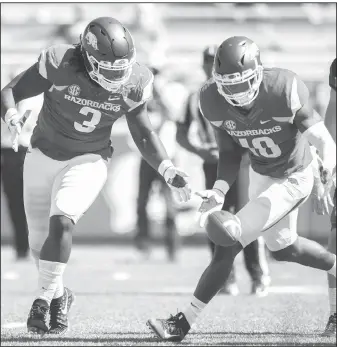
[205,211,241,247]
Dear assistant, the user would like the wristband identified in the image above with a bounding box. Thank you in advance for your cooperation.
[4,108,18,124]
[158,159,174,177]
[213,180,230,197]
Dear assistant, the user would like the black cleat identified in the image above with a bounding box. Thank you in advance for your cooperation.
[48,287,75,335]
[322,313,336,337]
[27,299,49,336]
[147,312,191,342]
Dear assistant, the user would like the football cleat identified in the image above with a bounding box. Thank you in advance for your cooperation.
[27,299,49,335]
[147,312,190,342]
[251,276,270,297]
[322,313,336,337]
[48,287,75,335]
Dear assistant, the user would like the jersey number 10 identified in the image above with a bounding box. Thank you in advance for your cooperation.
[239,137,282,158]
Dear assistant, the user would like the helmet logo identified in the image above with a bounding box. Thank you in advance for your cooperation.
[85,31,98,51]
[68,84,81,96]
[224,120,236,130]
[242,42,260,61]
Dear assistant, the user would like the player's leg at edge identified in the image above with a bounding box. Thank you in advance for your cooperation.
[147,212,337,342]
[322,192,336,337]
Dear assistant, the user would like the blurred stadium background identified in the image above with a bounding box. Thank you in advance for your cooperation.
[1,2,336,246]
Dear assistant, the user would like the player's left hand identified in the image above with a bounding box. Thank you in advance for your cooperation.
[163,166,191,203]
[311,177,334,215]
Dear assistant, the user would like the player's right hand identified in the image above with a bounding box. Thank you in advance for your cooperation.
[311,176,334,215]
[4,108,23,152]
[195,189,225,228]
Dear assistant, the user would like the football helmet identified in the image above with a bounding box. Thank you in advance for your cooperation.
[213,36,263,107]
[81,17,136,91]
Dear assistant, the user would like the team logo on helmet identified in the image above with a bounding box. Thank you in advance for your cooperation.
[239,41,260,61]
[68,84,81,96]
[85,31,98,51]
[224,120,236,130]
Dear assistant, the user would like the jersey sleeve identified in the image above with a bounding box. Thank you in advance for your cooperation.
[127,68,154,112]
[199,81,212,121]
[287,74,310,122]
[37,45,69,84]
[329,58,336,91]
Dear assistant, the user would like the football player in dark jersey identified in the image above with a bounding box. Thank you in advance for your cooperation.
[176,45,270,296]
[147,36,336,341]
[322,57,336,337]
[1,17,191,336]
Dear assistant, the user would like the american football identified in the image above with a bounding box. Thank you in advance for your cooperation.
[205,210,241,247]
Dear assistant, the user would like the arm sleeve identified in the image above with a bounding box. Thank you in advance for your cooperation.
[329,58,336,91]
[126,103,170,171]
[177,93,193,126]
[212,124,244,186]
[12,63,52,101]
[1,63,51,120]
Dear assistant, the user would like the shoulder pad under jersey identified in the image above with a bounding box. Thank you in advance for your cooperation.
[37,44,77,84]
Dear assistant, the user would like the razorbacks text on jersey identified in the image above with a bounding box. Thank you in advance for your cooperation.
[30,44,153,161]
[199,68,313,178]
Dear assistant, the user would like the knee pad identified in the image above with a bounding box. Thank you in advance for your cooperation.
[205,211,242,247]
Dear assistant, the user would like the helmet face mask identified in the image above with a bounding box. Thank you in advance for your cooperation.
[213,62,263,107]
[212,37,264,107]
[81,17,136,92]
[85,50,136,92]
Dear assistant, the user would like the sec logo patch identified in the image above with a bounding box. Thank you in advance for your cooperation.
[68,84,81,96]
[224,120,236,130]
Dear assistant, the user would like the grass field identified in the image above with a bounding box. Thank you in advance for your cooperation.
[1,244,336,346]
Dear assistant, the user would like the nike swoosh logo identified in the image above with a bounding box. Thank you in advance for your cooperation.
[60,292,68,315]
[260,120,271,124]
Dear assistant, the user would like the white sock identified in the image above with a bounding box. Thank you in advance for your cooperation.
[31,251,64,299]
[329,288,336,315]
[328,256,336,277]
[53,277,64,299]
[182,296,207,327]
[37,260,67,305]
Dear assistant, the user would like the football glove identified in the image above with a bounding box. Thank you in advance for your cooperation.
[195,189,225,227]
[311,175,334,215]
[317,156,336,197]
[162,166,191,203]
[4,108,24,152]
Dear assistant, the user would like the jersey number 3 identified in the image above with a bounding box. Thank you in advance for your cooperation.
[239,137,282,158]
[74,107,101,133]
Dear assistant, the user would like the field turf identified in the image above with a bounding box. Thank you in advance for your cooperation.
[1,244,336,346]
